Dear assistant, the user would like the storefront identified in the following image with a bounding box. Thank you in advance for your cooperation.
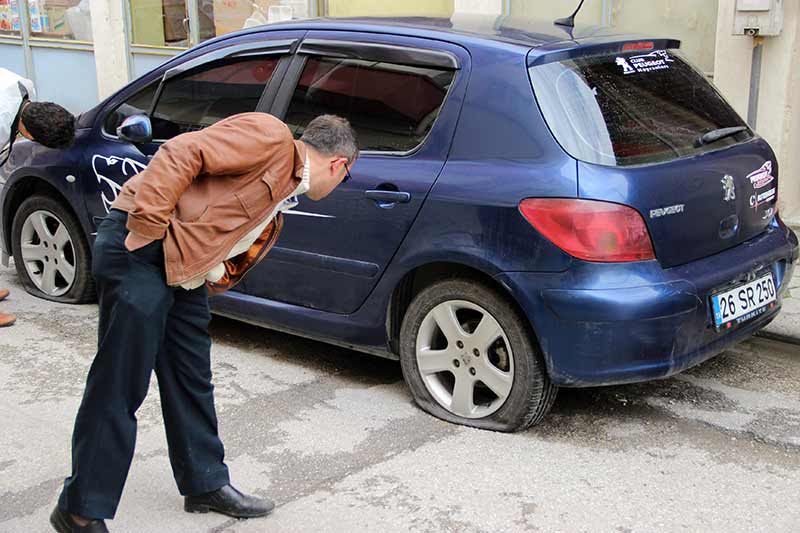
[0,0,97,112]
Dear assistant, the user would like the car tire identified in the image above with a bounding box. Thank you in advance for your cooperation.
[399,278,557,432]
[11,195,96,304]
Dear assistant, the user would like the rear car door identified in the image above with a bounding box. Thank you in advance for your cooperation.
[237,32,469,314]
[81,32,304,227]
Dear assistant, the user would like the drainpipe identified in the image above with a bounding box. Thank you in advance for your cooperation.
[747,35,765,129]
[17,0,36,86]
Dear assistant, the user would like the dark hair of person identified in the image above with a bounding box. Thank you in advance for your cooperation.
[20,102,76,149]
[299,114,359,164]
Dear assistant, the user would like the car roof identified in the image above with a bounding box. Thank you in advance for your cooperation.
[208,15,632,52]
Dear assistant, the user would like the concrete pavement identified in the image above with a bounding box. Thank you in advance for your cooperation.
[760,262,800,343]
[1,264,799,532]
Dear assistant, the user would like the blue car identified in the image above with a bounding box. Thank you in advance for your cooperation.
[1,17,797,431]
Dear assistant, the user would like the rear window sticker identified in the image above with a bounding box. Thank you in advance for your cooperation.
[617,50,674,75]
[747,161,775,189]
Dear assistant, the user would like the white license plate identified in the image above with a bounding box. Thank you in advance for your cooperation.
[711,273,777,329]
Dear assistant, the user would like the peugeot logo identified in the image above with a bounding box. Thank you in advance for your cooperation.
[721,175,736,202]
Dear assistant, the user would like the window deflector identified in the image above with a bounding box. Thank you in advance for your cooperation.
[297,39,459,71]
[148,39,297,118]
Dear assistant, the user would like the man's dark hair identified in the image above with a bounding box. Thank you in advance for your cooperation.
[300,115,358,164]
[20,102,75,149]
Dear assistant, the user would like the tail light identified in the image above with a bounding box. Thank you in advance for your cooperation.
[519,198,656,262]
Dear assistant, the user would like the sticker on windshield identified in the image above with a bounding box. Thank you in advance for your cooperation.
[616,50,674,75]
[747,161,775,189]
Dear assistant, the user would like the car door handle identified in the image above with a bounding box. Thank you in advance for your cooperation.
[364,190,411,204]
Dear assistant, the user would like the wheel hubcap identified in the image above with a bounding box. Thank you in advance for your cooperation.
[20,210,76,297]
[415,300,514,419]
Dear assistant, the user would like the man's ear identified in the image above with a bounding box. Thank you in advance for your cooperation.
[332,157,348,172]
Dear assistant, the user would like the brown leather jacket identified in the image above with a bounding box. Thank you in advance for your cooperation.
[111,112,304,289]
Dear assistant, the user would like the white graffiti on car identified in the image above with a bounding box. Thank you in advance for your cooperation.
[91,154,146,213]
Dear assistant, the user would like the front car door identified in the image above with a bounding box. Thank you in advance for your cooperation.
[81,31,305,227]
[238,31,470,314]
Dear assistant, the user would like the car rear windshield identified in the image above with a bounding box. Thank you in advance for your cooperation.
[529,49,752,167]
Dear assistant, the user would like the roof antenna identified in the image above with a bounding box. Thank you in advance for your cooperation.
[554,0,586,28]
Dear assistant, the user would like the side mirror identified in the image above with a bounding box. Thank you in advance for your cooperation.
[117,114,152,144]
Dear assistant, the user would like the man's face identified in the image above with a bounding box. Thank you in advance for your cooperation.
[306,156,352,201]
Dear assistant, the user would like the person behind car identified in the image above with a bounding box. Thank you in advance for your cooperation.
[0,67,76,328]
[51,113,357,532]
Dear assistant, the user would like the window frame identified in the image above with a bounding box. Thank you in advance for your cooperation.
[100,38,297,143]
[272,38,461,158]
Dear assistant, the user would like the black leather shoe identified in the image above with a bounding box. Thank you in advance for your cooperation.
[184,484,274,519]
[50,506,108,532]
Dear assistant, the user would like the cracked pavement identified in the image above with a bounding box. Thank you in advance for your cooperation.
[1,266,799,532]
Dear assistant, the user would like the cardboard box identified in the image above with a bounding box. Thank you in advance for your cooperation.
[162,0,188,43]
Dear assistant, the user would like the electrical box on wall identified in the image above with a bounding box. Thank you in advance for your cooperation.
[734,0,784,36]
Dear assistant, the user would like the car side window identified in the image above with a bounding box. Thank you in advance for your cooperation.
[150,56,280,140]
[103,82,158,136]
[284,56,455,152]
[104,55,280,140]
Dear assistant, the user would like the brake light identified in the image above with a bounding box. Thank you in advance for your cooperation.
[519,199,656,262]
[622,41,654,52]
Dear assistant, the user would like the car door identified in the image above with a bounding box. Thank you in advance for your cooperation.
[237,31,470,314]
[80,32,305,228]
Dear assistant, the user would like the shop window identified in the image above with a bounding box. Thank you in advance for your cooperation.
[130,0,189,47]
[197,0,308,43]
[128,0,309,46]
[0,0,21,35]
[284,56,455,152]
[150,55,279,139]
[28,0,92,40]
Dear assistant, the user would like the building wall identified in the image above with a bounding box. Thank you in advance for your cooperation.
[715,0,800,224]
[508,0,606,25]
[607,0,718,75]
[509,0,718,73]
[325,0,454,17]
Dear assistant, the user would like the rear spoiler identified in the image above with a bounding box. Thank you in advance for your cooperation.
[528,38,681,68]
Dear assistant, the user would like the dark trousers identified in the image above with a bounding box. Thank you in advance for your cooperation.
[58,209,229,519]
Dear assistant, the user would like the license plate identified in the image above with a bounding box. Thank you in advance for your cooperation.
[711,273,776,329]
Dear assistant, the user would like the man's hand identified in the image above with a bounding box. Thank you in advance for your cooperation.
[125,231,154,252]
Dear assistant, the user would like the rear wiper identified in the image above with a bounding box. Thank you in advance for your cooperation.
[695,126,748,147]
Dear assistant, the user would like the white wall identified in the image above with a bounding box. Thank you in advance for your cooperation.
[715,0,800,224]
[89,0,130,100]
[609,0,719,75]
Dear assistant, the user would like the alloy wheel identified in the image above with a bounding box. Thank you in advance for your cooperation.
[415,300,514,418]
[19,210,77,297]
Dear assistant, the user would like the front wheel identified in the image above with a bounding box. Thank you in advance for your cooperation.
[399,279,557,432]
[11,195,95,303]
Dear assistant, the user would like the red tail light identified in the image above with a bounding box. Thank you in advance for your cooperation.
[519,199,656,262]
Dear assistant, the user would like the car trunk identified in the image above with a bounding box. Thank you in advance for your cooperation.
[528,42,776,267]
[578,138,778,268]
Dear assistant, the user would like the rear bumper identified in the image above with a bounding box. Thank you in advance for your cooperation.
[496,222,799,387]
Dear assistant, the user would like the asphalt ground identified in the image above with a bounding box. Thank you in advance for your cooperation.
[0,265,799,532]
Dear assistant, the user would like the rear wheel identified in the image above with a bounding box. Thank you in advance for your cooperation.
[11,195,95,303]
[399,279,557,432]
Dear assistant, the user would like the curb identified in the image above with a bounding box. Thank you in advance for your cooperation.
[754,330,800,346]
